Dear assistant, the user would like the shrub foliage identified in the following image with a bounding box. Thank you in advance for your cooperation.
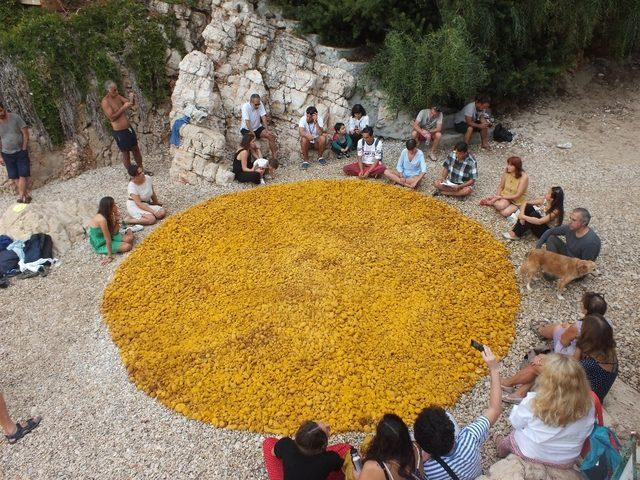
[276,0,640,110]
[0,0,181,145]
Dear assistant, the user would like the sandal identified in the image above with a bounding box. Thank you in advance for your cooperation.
[501,384,516,394]
[5,416,42,444]
[143,169,154,176]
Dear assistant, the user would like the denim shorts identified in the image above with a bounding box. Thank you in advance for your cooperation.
[2,150,30,179]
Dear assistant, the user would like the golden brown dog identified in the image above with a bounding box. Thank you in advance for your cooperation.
[520,248,597,300]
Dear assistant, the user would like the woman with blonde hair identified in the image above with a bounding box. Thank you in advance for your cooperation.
[496,354,595,468]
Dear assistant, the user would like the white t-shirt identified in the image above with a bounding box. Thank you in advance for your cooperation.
[510,392,595,464]
[454,102,477,124]
[348,115,369,134]
[240,101,267,132]
[128,175,154,203]
[357,138,383,165]
[298,115,324,140]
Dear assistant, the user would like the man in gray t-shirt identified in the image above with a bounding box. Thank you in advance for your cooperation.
[412,106,443,161]
[0,103,31,203]
[536,207,601,261]
[453,95,492,150]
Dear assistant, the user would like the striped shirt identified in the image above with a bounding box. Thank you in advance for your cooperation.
[423,416,490,480]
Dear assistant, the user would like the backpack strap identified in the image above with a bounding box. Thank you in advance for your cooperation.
[431,455,460,480]
[376,460,392,480]
[591,391,604,426]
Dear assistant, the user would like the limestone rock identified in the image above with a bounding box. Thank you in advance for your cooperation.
[0,200,94,255]
[477,455,582,480]
[214,168,235,185]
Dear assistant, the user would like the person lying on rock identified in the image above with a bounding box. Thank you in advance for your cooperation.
[101,80,152,175]
[343,126,385,179]
[88,196,134,265]
[453,95,492,150]
[432,141,477,198]
[0,102,32,204]
[240,93,278,162]
[411,105,443,162]
[233,133,267,185]
[299,106,328,170]
[125,164,166,226]
[384,138,427,189]
[535,207,601,261]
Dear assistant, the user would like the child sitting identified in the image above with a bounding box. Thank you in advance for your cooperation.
[331,123,352,159]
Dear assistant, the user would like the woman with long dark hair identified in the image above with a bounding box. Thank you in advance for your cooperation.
[503,186,564,240]
[575,313,618,402]
[358,414,425,480]
[88,196,134,265]
[233,132,267,185]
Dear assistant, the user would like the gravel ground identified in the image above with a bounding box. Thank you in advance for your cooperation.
[1,69,639,479]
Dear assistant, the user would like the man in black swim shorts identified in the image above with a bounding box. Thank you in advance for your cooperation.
[101,80,152,175]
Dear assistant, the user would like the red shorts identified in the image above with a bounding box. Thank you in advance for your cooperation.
[343,162,386,177]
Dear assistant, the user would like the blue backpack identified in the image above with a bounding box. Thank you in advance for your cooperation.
[580,393,622,479]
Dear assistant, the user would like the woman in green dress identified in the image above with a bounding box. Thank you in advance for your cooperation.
[88,196,134,265]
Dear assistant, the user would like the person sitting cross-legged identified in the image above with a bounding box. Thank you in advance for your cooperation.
[479,156,528,217]
[535,207,601,261]
[125,164,166,226]
[343,126,385,179]
[432,141,477,198]
[411,105,443,161]
[384,138,427,189]
[414,345,502,480]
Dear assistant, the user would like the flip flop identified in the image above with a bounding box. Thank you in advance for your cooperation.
[5,416,42,444]
[501,384,516,394]
[144,170,154,176]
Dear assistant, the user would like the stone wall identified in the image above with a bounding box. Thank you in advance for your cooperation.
[169,0,360,184]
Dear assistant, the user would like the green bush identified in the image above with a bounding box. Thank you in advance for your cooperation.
[277,0,640,111]
[369,19,488,112]
[0,0,181,144]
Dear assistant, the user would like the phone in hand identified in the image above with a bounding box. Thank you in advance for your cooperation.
[470,339,484,352]
[350,447,363,473]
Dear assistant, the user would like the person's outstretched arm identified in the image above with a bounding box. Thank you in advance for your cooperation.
[481,345,502,426]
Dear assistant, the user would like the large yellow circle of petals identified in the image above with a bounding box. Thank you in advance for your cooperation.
[102,180,519,434]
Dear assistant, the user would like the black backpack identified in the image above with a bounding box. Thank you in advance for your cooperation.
[493,123,514,142]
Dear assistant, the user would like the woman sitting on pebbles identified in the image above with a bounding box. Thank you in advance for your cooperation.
[537,291,608,356]
[503,186,564,240]
[233,133,269,185]
[501,309,616,403]
[495,354,595,469]
[262,420,349,480]
[480,156,528,217]
[88,196,134,265]
[126,164,166,226]
[384,139,427,189]
[356,413,425,480]
[574,313,618,402]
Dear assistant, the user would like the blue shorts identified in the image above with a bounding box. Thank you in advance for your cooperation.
[2,150,30,179]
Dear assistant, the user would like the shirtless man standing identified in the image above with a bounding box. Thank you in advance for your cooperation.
[101,80,151,174]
